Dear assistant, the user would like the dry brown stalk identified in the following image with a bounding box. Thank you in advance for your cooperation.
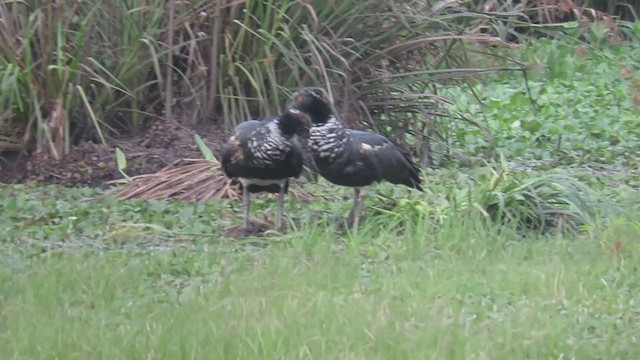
[108,158,316,202]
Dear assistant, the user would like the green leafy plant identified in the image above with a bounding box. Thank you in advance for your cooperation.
[115,147,130,179]
[442,39,640,168]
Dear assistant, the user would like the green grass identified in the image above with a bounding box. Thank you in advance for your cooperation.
[1,183,639,359]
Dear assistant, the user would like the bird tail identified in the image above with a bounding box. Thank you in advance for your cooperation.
[402,152,424,192]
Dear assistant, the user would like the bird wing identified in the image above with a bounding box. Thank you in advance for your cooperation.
[221,120,264,176]
[346,129,423,190]
[346,129,391,146]
[232,119,266,135]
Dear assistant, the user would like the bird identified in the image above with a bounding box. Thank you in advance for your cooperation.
[221,108,306,234]
[288,89,423,229]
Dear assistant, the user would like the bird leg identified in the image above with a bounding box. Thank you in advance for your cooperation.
[242,186,251,232]
[353,188,367,230]
[347,187,362,229]
[275,184,286,231]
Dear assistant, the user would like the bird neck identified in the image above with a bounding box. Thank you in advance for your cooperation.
[309,116,348,161]
[249,121,286,145]
[247,121,290,165]
[313,116,343,131]
[307,102,334,125]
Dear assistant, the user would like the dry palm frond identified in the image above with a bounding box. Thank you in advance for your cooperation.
[107,158,316,202]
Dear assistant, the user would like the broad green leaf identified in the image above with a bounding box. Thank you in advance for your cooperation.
[115,147,127,171]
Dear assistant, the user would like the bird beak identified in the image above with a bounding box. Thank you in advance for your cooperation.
[292,93,303,105]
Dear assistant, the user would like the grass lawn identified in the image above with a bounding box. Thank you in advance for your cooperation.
[1,183,639,359]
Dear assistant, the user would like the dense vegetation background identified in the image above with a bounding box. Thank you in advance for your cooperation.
[0,0,638,178]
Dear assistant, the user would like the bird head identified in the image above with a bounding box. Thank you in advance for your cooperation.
[289,89,333,125]
[278,108,309,138]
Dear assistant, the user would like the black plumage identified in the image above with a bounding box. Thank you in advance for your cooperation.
[221,109,306,232]
[288,89,423,228]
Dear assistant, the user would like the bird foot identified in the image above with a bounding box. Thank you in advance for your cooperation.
[273,216,285,233]
[345,215,359,230]
[346,215,355,228]
[345,210,368,231]
[346,210,357,227]
[222,222,269,238]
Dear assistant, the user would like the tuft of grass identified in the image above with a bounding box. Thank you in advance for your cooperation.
[449,161,610,233]
[368,162,616,236]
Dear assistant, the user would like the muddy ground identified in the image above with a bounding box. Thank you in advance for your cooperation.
[0,120,229,188]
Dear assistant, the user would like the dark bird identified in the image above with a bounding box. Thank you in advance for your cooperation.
[221,109,306,233]
[288,89,423,228]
